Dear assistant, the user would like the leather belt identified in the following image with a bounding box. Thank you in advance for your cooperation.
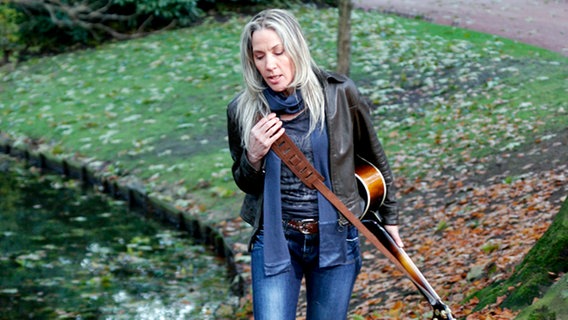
[284,218,318,234]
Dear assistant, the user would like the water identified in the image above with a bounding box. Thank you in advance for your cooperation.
[0,156,237,319]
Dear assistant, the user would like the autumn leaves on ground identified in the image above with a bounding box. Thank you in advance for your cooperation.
[1,6,567,320]
[349,134,567,319]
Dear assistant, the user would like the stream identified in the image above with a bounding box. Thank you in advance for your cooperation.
[0,155,238,319]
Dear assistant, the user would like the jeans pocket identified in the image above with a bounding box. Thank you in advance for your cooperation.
[345,227,362,270]
[252,232,264,251]
[346,225,359,243]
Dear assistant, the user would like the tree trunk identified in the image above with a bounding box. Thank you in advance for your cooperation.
[337,0,352,76]
[471,197,568,313]
[2,50,10,66]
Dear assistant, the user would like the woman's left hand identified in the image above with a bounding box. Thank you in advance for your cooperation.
[384,225,404,248]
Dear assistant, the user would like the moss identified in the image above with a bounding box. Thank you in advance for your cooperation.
[526,307,556,320]
[469,197,568,311]
[516,273,568,320]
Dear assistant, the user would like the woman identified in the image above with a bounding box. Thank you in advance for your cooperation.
[227,9,403,320]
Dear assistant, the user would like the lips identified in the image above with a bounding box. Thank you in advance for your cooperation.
[266,74,282,84]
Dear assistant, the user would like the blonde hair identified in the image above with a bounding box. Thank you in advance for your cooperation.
[236,9,325,149]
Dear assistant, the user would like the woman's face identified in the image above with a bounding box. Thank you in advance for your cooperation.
[251,28,295,95]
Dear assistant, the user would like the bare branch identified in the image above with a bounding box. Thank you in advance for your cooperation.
[9,0,156,40]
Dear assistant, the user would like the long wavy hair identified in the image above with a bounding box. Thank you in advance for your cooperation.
[235,9,325,149]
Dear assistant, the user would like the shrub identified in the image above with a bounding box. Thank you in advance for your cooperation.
[0,1,22,64]
[8,0,203,57]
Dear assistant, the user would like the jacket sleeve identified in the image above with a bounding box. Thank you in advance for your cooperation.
[350,85,400,225]
[226,96,265,195]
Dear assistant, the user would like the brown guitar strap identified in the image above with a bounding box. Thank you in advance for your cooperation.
[270,133,407,273]
[271,132,454,320]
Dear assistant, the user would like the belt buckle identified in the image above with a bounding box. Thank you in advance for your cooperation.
[298,218,316,234]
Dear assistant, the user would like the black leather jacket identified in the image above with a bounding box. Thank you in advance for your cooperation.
[227,69,399,236]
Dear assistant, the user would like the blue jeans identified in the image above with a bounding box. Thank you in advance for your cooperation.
[251,225,362,320]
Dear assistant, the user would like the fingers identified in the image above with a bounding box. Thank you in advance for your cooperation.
[247,113,284,165]
[395,235,404,248]
[385,225,405,248]
[253,113,283,141]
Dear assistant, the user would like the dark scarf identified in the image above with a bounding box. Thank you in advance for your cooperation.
[261,87,348,276]
[263,87,304,115]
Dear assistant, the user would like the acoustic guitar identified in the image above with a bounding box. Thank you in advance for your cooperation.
[355,156,455,320]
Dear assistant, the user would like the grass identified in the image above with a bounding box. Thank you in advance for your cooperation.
[2,16,242,185]
[0,4,565,220]
[2,5,567,219]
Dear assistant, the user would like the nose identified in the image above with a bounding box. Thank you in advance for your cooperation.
[265,54,277,71]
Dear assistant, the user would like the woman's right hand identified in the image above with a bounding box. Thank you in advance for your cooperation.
[246,113,284,170]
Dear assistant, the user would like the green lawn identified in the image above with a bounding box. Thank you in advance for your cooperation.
[2,7,565,219]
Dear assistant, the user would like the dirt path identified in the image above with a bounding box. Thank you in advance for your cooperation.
[354,0,568,56]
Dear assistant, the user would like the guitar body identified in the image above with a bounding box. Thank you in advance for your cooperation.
[355,156,386,216]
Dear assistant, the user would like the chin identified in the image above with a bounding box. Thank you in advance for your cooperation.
[271,84,291,93]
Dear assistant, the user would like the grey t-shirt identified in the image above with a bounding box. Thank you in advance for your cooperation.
[280,110,319,220]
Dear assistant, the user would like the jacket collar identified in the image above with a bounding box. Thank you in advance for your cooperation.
[315,68,349,86]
